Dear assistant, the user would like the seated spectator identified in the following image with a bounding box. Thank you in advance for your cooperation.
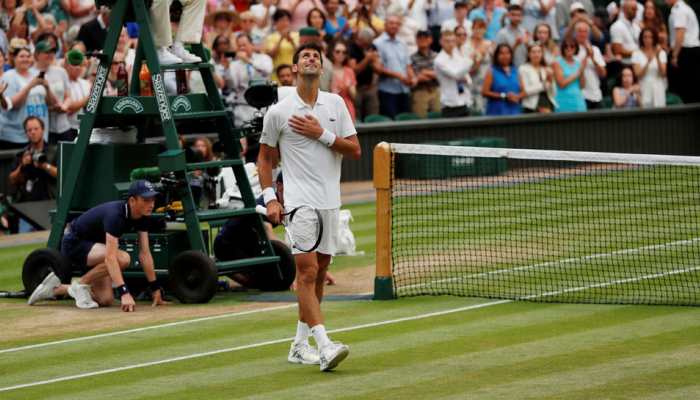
[435,30,472,117]
[0,45,55,149]
[573,21,606,109]
[632,28,667,108]
[640,0,668,51]
[324,0,350,41]
[210,34,235,98]
[279,0,325,31]
[469,0,506,41]
[519,43,556,113]
[442,0,472,38]
[329,41,357,120]
[533,22,559,65]
[410,30,440,118]
[348,27,380,121]
[204,9,238,50]
[482,43,523,115]
[190,136,219,207]
[610,0,640,65]
[464,18,493,114]
[239,11,265,50]
[553,38,587,112]
[265,9,300,82]
[276,63,295,85]
[306,7,327,39]
[495,3,529,67]
[373,14,414,119]
[613,65,640,108]
[8,116,57,232]
[63,49,89,142]
[229,33,273,128]
[349,0,384,36]
[522,0,558,43]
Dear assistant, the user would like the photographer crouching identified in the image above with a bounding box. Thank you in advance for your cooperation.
[8,116,57,233]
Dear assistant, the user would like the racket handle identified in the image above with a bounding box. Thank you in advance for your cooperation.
[255,205,267,215]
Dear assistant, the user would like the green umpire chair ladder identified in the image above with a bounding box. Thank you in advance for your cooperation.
[44,0,281,300]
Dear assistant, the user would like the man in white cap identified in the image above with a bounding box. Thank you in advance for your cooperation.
[150,0,207,65]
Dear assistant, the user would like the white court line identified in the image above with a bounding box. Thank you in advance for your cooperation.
[400,237,700,292]
[0,299,512,393]
[0,304,297,355]
[2,262,695,393]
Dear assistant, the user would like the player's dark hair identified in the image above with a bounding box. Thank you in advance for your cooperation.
[293,42,324,65]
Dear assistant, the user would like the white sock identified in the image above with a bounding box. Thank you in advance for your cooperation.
[311,324,332,348]
[294,321,310,345]
[173,41,184,49]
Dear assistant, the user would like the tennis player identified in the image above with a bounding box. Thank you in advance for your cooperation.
[258,42,361,371]
[27,180,169,312]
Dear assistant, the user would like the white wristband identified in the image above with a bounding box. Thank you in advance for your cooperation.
[262,187,277,205]
[318,129,336,147]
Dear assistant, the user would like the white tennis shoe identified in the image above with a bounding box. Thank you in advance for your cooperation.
[288,341,320,365]
[319,342,349,371]
[67,282,98,309]
[157,47,183,65]
[170,43,202,63]
[27,272,60,305]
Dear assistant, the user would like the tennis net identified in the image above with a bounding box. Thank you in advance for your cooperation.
[374,143,700,305]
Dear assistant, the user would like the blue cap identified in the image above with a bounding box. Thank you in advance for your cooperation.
[128,180,159,198]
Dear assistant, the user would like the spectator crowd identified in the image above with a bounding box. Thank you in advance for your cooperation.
[0,0,697,233]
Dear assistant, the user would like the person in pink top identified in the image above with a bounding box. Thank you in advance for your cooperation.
[278,0,326,31]
[329,41,357,121]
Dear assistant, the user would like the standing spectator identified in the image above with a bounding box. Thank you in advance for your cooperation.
[401,0,429,33]
[553,38,587,112]
[329,41,357,120]
[632,28,667,107]
[63,49,89,141]
[8,8,29,41]
[65,0,96,29]
[573,21,606,109]
[465,18,493,113]
[482,43,523,115]
[640,0,668,51]
[265,9,300,81]
[469,0,506,40]
[8,116,57,231]
[276,63,296,85]
[210,35,234,96]
[522,0,558,42]
[279,0,326,31]
[306,7,327,38]
[0,46,55,148]
[373,15,414,118]
[348,27,379,120]
[0,0,19,32]
[239,11,265,49]
[666,0,700,105]
[250,0,277,38]
[442,1,472,38]
[435,30,472,117]
[348,0,384,36]
[610,0,641,65]
[76,6,109,53]
[556,0,593,35]
[533,22,559,64]
[204,9,237,49]
[612,65,641,107]
[455,25,469,58]
[519,43,556,112]
[426,0,455,50]
[495,3,529,67]
[190,136,219,206]
[324,0,350,41]
[396,5,420,56]
[563,2,603,43]
[410,30,440,118]
[33,40,71,144]
[230,33,273,127]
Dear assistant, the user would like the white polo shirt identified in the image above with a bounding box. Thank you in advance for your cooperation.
[610,17,641,64]
[260,89,357,210]
[670,0,700,48]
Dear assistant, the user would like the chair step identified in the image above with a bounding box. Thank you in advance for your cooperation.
[196,207,258,221]
[173,110,228,120]
[186,159,243,171]
[160,62,213,71]
[215,256,280,273]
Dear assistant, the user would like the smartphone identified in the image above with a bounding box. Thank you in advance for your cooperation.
[38,71,45,79]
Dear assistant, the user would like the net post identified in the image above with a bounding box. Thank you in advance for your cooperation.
[374,142,395,300]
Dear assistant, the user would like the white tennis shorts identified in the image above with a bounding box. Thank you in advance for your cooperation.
[288,207,339,256]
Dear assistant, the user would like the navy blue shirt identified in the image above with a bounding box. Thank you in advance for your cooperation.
[70,200,150,243]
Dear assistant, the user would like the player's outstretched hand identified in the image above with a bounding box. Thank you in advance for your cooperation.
[121,293,135,312]
[151,289,171,307]
[288,114,323,139]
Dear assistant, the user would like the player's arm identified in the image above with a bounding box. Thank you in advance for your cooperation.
[258,144,282,224]
[105,233,135,312]
[138,230,169,307]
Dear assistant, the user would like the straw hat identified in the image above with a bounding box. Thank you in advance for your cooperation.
[206,8,240,26]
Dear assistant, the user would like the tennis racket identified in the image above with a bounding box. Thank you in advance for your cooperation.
[256,205,324,253]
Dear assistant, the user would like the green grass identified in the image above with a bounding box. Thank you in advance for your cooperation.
[391,165,700,304]
[1,297,699,399]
